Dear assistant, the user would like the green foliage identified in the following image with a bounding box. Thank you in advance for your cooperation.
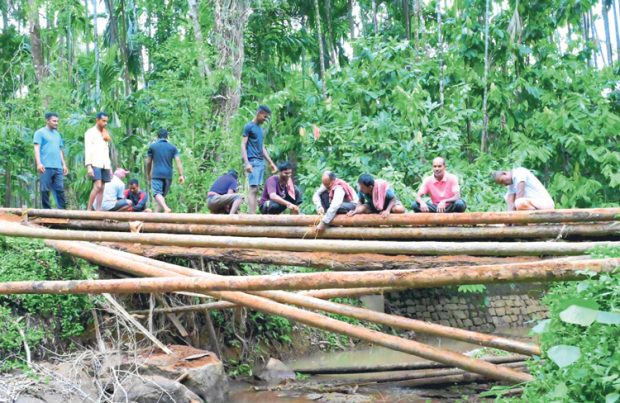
[512,248,620,402]
[457,284,487,294]
[0,237,95,369]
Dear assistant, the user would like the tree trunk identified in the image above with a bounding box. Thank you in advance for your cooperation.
[2,221,620,256]
[27,0,46,83]
[348,0,355,39]
[437,0,444,105]
[314,0,327,98]
[213,0,250,130]
[480,0,490,153]
[403,0,411,40]
[612,0,620,58]
[4,164,11,207]
[92,0,101,103]
[188,0,210,79]
[6,206,620,226]
[325,0,339,68]
[372,0,378,35]
[414,0,421,49]
[119,0,132,96]
[603,0,613,64]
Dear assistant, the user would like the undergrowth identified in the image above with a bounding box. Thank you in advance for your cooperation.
[0,237,96,371]
[493,246,620,402]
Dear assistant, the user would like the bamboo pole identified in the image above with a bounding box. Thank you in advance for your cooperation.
[3,207,620,226]
[41,219,620,240]
[292,354,527,374]
[1,254,617,295]
[67,242,542,356]
[2,222,619,256]
[108,243,542,271]
[40,241,532,383]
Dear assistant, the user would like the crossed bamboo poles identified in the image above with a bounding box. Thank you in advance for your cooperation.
[0,207,619,384]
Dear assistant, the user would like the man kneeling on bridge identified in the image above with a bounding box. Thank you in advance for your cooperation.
[259,162,303,215]
[207,169,244,214]
[312,170,359,233]
[493,168,555,211]
[412,157,466,213]
[347,174,405,218]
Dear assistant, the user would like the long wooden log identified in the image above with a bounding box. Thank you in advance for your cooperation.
[108,243,542,271]
[292,354,527,374]
[2,222,619,256]
[315,362,528,384]
[76,242,541,356]
[41,240,532,383]
[1,256,618,294]
[4,207,620,226]
[41,219,620,240]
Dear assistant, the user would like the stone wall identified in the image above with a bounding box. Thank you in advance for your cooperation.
[385,284,548,332]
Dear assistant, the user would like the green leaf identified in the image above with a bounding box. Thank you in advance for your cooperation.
[596,311,620,325]
[560,305,599,326]
[531,319,550,334]
[607,393,620,403]
[548,345,581,368]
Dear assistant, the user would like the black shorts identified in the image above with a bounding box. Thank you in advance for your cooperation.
[91,167,112,183]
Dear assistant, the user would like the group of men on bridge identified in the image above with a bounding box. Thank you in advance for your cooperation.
[32,105,555,231]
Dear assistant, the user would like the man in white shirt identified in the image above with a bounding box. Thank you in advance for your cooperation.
[493,168,555,211]
[312,171,358,233]
[85,112,112,211]
[94,168,133,211]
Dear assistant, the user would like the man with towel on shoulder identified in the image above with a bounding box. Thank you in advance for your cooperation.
[259,161,303,215]
[347,173,406,218]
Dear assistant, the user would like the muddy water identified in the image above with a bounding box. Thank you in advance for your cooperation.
[229,327,534,402]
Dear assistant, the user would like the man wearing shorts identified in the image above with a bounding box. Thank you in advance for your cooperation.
[84,112,112,211]
[146,128,185,213]
[94,168,132,211]
[33,112,68,209]
[207,169,244,214]
[241,105,277,214]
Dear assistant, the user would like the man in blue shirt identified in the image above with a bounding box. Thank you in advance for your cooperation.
[33,112,68,209]
[207,169,244,214]
[146,129,185,213]
[241,105,277,214]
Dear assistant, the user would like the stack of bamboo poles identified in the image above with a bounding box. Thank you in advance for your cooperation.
[0,208,619,386]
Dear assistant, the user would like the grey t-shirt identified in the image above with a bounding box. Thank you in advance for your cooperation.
[507,167,554,205]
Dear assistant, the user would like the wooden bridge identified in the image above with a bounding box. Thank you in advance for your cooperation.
[0,207,619,385]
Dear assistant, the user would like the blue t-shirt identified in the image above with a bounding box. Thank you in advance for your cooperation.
[147,139,180,179]
[243,122,264,160]
[33,127,64,169]
[209,174,239,195]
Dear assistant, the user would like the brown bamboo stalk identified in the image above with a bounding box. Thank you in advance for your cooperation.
[2,222,618,256]
[108,243,541,271]
[316,362,528,384]
[66,242,542,356]
[41,241,532,383]
[41,219,620,240]
[292,354,527,374]
[3,207,620,226]
[1,257,618,295]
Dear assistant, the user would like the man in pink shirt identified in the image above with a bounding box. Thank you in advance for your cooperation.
[412,157,467,213]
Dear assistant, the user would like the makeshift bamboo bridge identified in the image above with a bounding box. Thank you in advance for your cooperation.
[0,207,619,386]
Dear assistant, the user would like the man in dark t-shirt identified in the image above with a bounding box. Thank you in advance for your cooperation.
[259,161,303,215]
[124,179,150,212]
[207,170,244,214]
[146,129,185,213]
[242,105,277,214]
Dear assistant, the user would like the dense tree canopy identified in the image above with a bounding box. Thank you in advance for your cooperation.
[1,0,618,212]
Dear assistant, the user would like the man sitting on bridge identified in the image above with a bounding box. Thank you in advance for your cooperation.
[123,179,150,212]
[412,157,467,213]
[207,169,244,214]
[347,173,406,218]
[94,168,132,211]
[259,161,303,215]
[493,168,555,211]
[312,170,359,233]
